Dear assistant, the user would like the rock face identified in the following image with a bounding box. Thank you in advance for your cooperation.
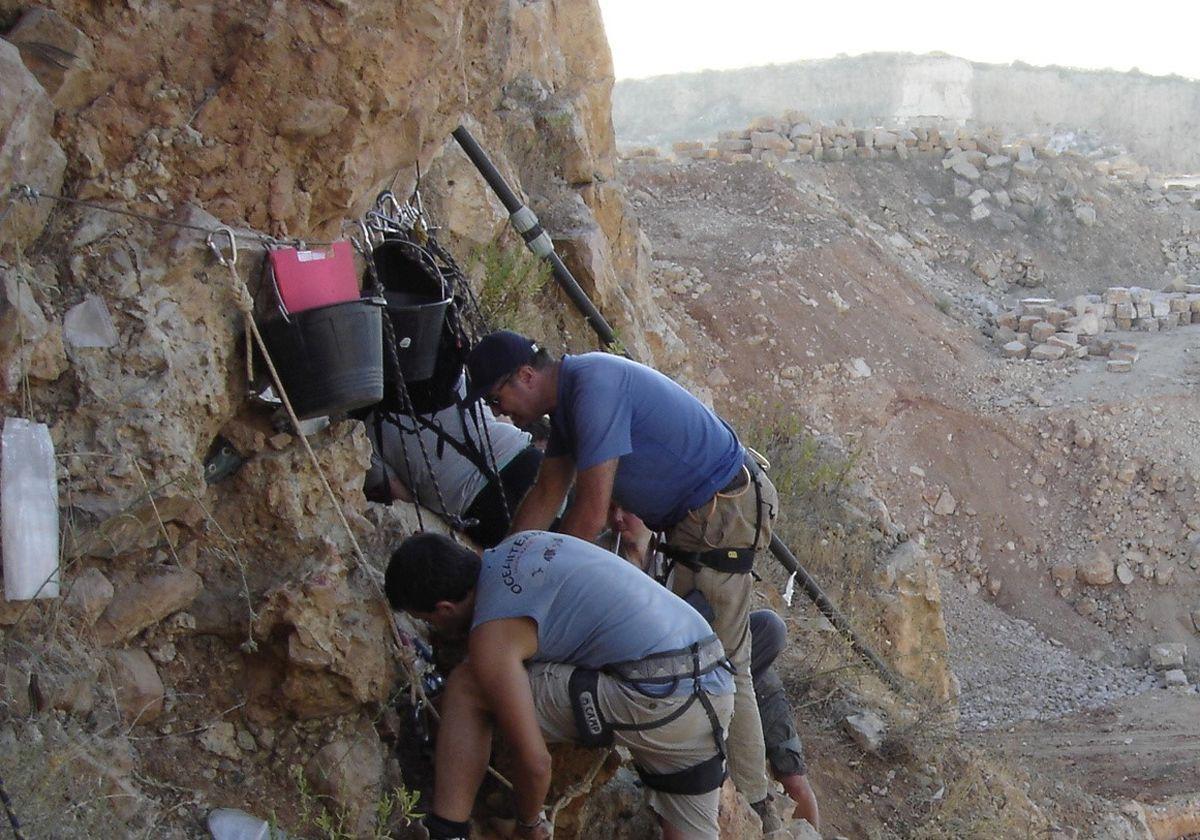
[305,725,383,837]
[0,38,66,254]
[251,559,395,718]
[0,1,688,835]
[106,648,164,725]
[95,567,203,645]
[873,540,956,702]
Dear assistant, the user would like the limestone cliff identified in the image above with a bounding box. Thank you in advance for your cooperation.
[0,1,682,835]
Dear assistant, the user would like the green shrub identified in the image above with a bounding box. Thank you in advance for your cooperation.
[469,241,552,334]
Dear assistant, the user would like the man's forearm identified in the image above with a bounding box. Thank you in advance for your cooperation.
[513,755,553,826]
[508,486,557,534]
[559,504,607,542]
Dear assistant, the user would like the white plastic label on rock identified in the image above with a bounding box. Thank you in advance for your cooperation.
[208,808,287,840]
[63,294,118,348]
[2,417,60,600]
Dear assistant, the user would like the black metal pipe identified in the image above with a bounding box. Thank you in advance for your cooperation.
[769,534,908,694]
[451,125,619,347]
[452,125,907,696]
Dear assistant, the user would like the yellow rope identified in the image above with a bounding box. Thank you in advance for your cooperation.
[207,229,516,790]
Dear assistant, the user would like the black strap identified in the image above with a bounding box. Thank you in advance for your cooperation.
[412,409,499,483]
[568,667,614,747]
[635,751,726,796]
[632,641,728,796]
[661,545,756,574]
[746,454,766,553]
[374,406,500,485]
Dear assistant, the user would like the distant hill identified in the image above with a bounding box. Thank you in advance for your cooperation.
[612,53,1200,173]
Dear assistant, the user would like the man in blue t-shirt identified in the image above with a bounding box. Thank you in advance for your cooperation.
[386,531,735,840]
[463,331,782,829]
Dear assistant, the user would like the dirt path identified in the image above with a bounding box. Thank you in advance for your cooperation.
[968,690,1200,802]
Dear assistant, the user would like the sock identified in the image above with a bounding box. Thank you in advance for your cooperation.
[424,813,470,839]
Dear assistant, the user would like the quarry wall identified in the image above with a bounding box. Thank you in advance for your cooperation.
[613,53,1200,173]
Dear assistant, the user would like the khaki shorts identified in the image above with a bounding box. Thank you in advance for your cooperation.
[529,662,734,839]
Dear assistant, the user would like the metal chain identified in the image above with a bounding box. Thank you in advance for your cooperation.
[418,233,513,530]
[357,236,461,529]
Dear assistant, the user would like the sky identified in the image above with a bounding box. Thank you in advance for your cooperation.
[598,1,1200,81]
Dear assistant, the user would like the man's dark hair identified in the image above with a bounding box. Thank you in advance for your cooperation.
[385,533,480,613]
[529,346,555,370]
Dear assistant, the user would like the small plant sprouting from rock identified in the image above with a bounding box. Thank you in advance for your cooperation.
[277,763,423,840]
[469,240,552,334]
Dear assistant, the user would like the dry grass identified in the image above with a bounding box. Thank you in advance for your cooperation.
[880,749,1050,840]
[732,399,888,681]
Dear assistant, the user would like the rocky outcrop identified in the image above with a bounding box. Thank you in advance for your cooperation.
[0,1,687,835]
[0,38,65,254]
[873,540,956,703]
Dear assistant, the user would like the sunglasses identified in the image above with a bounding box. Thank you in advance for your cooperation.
[483,371,515,408]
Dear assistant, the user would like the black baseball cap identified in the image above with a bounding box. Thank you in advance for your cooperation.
[464,330,540,404]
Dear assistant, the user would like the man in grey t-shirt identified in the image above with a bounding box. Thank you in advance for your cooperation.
[364,378,542,547]
[386,531,734,840]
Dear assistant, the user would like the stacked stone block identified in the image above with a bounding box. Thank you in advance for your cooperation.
[994,287,1200,372]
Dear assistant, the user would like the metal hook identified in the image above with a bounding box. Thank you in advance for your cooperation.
[376,191,404,221]
[11,184,40,204]
[206,226,237,268]
[347,219,376,259]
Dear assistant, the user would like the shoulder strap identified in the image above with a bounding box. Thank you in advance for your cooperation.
[407,409,501,484]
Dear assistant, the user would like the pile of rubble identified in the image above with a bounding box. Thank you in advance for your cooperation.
[1161,229,1200,278]
[991,286,1200,370]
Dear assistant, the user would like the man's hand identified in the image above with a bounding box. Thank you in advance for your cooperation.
[508,455,574,534]
[558,457,618,541]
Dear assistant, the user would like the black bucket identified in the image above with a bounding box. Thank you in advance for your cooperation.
[383,290,451,383]
[260,297,385,419]
[372,240,451,384]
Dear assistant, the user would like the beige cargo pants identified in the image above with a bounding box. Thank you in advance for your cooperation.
[665,462,779,805]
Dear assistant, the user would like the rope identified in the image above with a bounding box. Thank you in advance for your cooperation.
[207,228,514,792]
[0,772,25,840]
[207,229,425,689]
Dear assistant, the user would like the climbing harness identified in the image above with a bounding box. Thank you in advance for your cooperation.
[660,452,771,576]
[567,634,731,795]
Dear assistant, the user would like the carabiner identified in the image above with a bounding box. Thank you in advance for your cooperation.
[206,226,238,268]
[376,190,404,221]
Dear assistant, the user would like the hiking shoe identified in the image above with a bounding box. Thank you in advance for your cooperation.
[750,794,785,835]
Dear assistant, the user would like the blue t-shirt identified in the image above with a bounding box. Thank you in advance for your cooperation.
[546,353,743,530]
[472,532,733,696]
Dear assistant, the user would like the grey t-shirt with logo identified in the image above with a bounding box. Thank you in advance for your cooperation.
[365,377,530,516]
[472,531,733,696]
